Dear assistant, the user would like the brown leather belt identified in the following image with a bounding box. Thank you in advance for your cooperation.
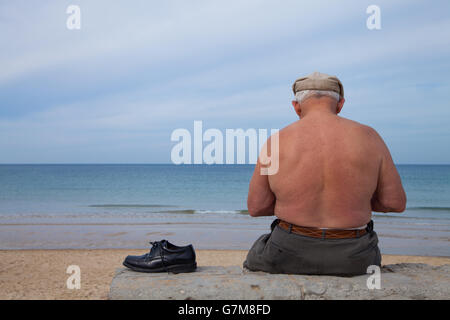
[278,220,367,239]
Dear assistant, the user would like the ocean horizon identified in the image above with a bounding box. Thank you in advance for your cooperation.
[0,164,449,256]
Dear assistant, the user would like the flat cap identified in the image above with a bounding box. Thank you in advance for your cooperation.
[292,71,344,98]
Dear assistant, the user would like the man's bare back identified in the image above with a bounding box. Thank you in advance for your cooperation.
[244,72,404,275]
[247,97,406,229]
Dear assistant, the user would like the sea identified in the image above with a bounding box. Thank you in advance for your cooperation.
[0,164,449,256]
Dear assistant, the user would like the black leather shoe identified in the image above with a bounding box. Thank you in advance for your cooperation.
[123,240,197,273]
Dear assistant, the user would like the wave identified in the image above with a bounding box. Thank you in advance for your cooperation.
[88,205,450,213]
[406,206,450,211]
[156,209,196,214]
[0,209,250,218]
[89,204,178,208]
[155,209,249,215]
[373,214,450,222]
[195,210,249,214]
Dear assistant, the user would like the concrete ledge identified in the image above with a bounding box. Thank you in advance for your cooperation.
[109,263,450,300]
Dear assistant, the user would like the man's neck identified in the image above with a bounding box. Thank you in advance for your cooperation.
[300,105,337,119]
[299,97,338,119]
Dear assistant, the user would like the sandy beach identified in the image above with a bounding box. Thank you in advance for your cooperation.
[0,249,448,300]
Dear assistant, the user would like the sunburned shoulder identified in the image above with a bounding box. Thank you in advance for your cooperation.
[338,117,381,137]
[278,118,376,132]
[272,118,382,143]
[276,120,301,136]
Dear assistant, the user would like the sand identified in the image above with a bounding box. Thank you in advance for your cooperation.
[0,249,448,300]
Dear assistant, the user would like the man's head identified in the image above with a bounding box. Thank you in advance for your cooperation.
[291,72,345,118]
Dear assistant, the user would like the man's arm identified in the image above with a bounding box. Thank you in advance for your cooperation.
[371,131,407,213]
[247,159,275,217]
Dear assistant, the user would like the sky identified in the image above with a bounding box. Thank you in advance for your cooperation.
[0,0,449,164]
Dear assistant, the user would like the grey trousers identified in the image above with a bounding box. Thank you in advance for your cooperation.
[243,220,381,276]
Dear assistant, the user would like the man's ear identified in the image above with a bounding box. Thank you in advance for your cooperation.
[292,100,302,117]
[336,98,345,114]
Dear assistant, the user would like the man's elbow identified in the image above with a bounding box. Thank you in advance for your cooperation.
[247,200,272,217]
[247,203,264,217]
[390,203,406,213]
[248,208,259,217]
[393,197,407,213]
[387,193,407,213]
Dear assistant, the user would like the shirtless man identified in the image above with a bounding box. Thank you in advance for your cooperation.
[243,72,406,276]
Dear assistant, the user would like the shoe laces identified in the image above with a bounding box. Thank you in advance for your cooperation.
[147,240,167,270]
[147,240,160,254]
[149,240,161,247]
[147,239,167,254]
